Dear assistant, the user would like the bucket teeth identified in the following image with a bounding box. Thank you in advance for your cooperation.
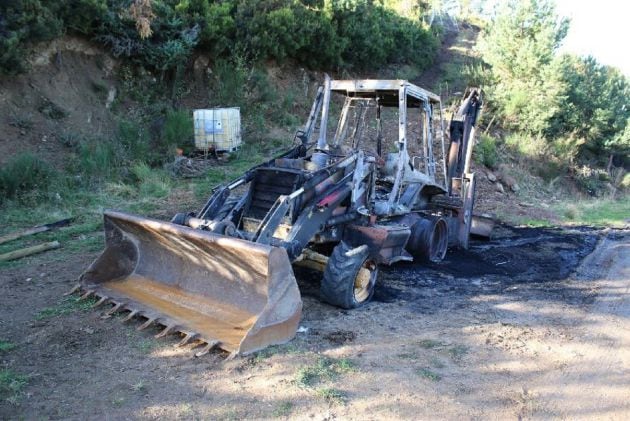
[106,302,124,315]
[195,340,219,358]
[100,302,124,319]
[80,290,95,300]
[177,332,199,347]
[121,310,138,323]
[155,324,178,339]
[92,296,109,308]
[137,317,156,331]
[65,284,81,296]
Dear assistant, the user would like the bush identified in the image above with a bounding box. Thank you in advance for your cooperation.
[118,120,150,162]
[475,134,498,169]
[163,110,194,155]
[330,0,437,70]
[478,0,629,171]
[75,139,118,182]
[130,162,171,198]
[573,165,609,197]
[504,133,549,159]
[1,0,438,75]
[0,153,55,202]
[0,0,64,74]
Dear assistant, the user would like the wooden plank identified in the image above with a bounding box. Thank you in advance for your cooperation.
[0,218,73,245]
[0,241,61,262]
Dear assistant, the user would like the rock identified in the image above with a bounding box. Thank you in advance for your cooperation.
[487,171,497,182]
[105,87,116,109]
[497,164,519,191]
[495,182,505,194]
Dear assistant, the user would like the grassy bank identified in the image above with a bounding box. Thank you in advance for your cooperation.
[0,140,281,268]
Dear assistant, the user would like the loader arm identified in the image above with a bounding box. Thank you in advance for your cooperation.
[446,88,483,249]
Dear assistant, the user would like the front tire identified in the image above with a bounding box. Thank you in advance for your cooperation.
[320,242,378,309]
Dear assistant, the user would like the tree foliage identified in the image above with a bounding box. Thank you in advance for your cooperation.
[478,0,569,134]
[0,0,437,75]
[555,55,630,159]
[479,0,629,163]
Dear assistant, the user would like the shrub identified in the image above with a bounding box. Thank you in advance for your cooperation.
[475,134,498,169]
[330,1,437,70]
[573,165,609,197]
[130,163,171,198]
[2,0,438,75]
[504,133,549,159]
[0,153,55,202]
[0,0,63,74]
[118,120,150,162]
[75,139,118,182]
[163,110,194,154]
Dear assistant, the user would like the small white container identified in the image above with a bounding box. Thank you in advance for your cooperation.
[193,108,241,152]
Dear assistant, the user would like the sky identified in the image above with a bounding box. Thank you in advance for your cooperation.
[466,0,629,75]
[552,0,629,75]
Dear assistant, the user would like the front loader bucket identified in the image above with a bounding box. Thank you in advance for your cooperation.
[79,210,302,355]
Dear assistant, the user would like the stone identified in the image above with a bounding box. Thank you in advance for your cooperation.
[495,182,505,194]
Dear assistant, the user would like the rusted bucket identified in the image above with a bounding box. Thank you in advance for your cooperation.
[79,211,302,355]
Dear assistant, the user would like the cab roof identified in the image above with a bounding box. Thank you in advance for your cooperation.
[330,79,441,108]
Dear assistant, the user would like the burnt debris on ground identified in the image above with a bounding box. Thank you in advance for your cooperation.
[371,226,601,309]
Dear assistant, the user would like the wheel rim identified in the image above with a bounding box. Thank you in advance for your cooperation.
[429,218,448,262]
[353,260,377,303]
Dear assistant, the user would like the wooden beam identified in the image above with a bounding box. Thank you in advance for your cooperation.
[0,218,73,245]
[0,241,61,262]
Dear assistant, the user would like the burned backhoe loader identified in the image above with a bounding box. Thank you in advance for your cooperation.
[75,78,483,355]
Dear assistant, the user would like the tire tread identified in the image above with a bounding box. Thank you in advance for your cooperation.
[320,242,372,309]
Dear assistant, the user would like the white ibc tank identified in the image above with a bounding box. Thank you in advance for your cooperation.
[193,108,241,152]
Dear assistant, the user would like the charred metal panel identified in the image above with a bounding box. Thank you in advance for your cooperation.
[343,224,412,265]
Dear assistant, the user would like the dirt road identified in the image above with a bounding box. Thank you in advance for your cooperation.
[0,226,628,420]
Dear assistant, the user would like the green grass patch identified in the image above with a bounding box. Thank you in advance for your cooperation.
[35,296,99,320]
[124,329,159,354]
[0,133,280,270]
[0,153,56,203]
[111,396,126,407]
[518,218,553,228]
[447,345,469,361]
[316,387,346,405]
[0,341,16,352]
[0,369,28,404]
[131,163,172,199]
[134,338,158,354]
[272,401,294,417]
[295,356,356,388]
[130,380,147,393]
[556,198,630,227]
[251,343,301,365]
[417,339,444,349]
[335,357,356,372]
[416,367,441,381]
[430,357,446,369]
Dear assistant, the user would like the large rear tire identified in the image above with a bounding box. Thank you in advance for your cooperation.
[406,216,448,263]
[320,242,378,309]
